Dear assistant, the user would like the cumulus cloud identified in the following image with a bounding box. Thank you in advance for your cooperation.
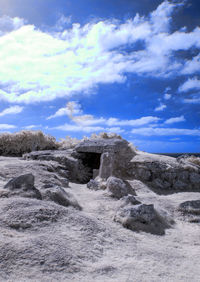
[0,105,23,117]
[131,127,200,136]
[0,15,25,35]
[154,103,166,111]
[0,124,16,130]
[164,115,185,124]
[181,53,200,75]
[0,1,199,103]
[178,77,200,92]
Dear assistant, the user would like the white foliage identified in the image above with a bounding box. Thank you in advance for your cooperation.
[58,136,80,149]
[0,130,58,156]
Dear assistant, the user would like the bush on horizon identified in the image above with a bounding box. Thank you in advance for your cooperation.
[0,130,58,156]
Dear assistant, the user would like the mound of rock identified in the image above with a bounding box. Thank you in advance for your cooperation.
[2,173,42,200]
[114,196,170,235]
[42,186,82,210]
[106,176,136,199]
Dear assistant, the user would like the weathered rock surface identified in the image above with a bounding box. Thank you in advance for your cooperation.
[87,179,101,190]
[178,200,200,223]
[23,150,90,183]
[42,186,82,210]
[75,138,135,180]
[114,203,170,235]
[130,151,200,192]
[117,195,141,208]
[106,176,136,199]
[2,173,42,200]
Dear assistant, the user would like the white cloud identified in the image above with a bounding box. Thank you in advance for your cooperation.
[55,15,72,31]
[52,124,105,133]
[0,105,23,117]
[0,15,25,35]
[178,77,200,92]
[154,103,166,111]
[48,102,160,127]
[106,116,160,126]
[0,124,16,130]
[131,127,200,136]
[164,93,171,100]
[164,115,185,124]
[0,1,199,103]
[183,97,200,104]
[47,101,82,120]
[181,53,200,75]
[23,125,41,129]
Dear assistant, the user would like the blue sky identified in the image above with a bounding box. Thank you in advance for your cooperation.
[0,0,200,152]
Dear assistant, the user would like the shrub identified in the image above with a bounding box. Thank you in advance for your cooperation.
[186,156,200,167]
[58,136,80,149]
[0,130,58,156]
[90,132,122,139]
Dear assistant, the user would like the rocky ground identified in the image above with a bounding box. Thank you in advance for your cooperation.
[0,153,200,281]
[0,135,200,282]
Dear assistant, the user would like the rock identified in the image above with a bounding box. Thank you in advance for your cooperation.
[23,150,90,184]
[3,173,42,200]
[117,195,141,208]
[75,138,135,180]
[130,151,200,192]
[114,203,169,235]
[178,200,200,223]
[99,152,113,179]
[42,186,82,210]
[87,179,100,190]
[190,173,200,184]
[178,200,200,215]
[106,177,136,199]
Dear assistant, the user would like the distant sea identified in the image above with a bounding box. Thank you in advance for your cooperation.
[154,153,200,158]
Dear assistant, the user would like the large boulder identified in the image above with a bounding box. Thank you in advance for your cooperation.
[3,174,42,200]
[106,177,136,199]
[42,186,82,210]
[114,203,169,235]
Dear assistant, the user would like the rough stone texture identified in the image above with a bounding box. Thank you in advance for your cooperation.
[179,200,200,214]
[2,173,42,200]
[117,195,141,208]
[87,179,100,190]
[130,151,200,192]
[106,176,136,199]
[42,186,82,210]
[114,203,170,235]
[99,152,113,179]
[23,150,90,184]
[178,200,200,223]
[76,138,135,180]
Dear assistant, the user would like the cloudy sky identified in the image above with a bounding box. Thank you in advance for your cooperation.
[0,0,200,152]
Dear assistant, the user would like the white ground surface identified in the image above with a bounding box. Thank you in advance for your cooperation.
[67,180,200,282]
[0,178,200,282]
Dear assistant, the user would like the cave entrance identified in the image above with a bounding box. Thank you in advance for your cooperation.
[79,152,101,183]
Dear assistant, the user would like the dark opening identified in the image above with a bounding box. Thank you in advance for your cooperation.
[79,152,101,183]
